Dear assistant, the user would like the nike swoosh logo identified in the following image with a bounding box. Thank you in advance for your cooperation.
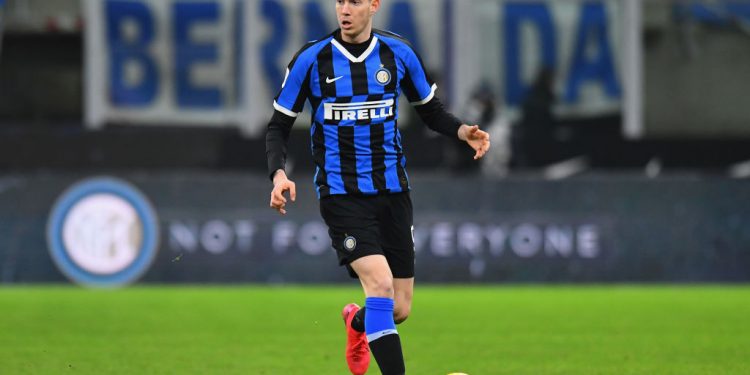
[326,76,343,84]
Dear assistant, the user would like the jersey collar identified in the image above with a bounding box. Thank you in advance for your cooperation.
[331,35,379,63]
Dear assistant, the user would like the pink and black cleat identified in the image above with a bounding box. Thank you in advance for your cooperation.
[342,303,370,375]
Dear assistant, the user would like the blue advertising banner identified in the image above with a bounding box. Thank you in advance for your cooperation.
[0,173,748,287]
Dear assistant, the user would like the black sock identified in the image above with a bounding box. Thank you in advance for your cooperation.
[351,307,366,332]
[369,335,405,375]
[365,297,405,375]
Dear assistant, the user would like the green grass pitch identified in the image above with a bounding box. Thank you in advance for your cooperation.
[0,285,748,374]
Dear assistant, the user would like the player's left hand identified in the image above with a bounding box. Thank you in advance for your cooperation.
[458,124,491,160]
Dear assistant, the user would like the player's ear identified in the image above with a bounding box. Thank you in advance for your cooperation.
[370,0,380,15]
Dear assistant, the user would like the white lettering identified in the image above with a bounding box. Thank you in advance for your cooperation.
[431,222,454,257]
[545,226,574,257]
[273,221,296,253]
[577,225,600,258]
[201,220,233,254]
[485,225,507,256]
[169,221,199,252]
[163,218,602,261]
[297,221,329,255]
[324,99,395,121]
[234,220,256,253]
[169,220,258,254]
[457,223,483,256]
[510,224,542,258]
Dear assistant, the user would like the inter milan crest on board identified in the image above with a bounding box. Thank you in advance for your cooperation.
[46,177,160,287]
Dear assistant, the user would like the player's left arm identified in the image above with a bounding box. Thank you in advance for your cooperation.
[413,98,490,160]
[400,45,490,160]
[457,124,490,160]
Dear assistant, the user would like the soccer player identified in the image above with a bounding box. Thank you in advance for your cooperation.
[266,0,490,373]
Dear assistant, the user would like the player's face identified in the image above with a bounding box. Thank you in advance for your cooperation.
[336,0,379,43]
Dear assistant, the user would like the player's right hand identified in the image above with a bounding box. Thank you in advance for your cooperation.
[270,170,296,215]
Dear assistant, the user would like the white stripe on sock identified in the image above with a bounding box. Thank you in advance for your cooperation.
[366,329,398,343]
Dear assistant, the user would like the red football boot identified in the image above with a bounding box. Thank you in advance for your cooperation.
[342,303,370,375]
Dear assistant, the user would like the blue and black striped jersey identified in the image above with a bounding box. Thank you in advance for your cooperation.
[273,29,437,198]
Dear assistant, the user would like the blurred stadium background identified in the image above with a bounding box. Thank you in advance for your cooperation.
[0,0,749,374]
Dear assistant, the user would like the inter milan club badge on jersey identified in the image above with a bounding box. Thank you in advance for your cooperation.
[344,236,357,252]
[375,67,391,86]
[46,177,160,288]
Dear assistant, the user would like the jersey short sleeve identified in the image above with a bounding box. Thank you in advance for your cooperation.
[400,47,437,105]
[273,43,316,117]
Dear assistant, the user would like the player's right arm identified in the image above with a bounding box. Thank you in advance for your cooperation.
[267,109,297,215]
[265,42,316,215]
[269,168,296,215]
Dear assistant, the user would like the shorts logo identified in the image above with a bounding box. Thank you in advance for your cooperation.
[375,68,391,86]
[46,177,160,288]
[343,236,357,252]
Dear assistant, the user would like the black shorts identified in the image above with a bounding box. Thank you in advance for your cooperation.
[319,192,415,279]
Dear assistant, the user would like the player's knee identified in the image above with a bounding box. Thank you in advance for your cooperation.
[394,305,410,324]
